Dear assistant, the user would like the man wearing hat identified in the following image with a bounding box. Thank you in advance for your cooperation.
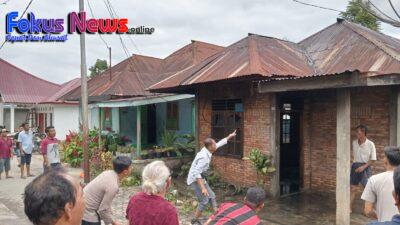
[0,128,13,179]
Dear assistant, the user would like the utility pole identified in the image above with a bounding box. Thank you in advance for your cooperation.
[109,47,112,81]
[79,0,90,183]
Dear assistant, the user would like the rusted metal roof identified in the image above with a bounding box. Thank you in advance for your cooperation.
[64,41,224,102]
[0,58,61,104]
[150,19,400,92]
[148,41,224,90]
[299,19,400,77]
[63,55,163,101]
[40,78,81,104]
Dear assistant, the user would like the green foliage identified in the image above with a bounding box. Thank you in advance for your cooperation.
[177,162,191,177]
[62,129,102,167]
[340,0,380,31]
[245,148,276,186]
[89,59,109,78]
[175,134,196,153]
[121,172,142,187]
[161,130,196,157]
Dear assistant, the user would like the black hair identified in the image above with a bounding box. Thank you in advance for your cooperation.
[45,126,55,134]
[246,186,266,207]
[113,156,132,174]
[356,124,368,135]
[24,171,76,225]
[385,146,400,167]
[394,166,400,198]
[21,122,29,127]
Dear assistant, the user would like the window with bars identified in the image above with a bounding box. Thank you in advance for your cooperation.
[166,102,179,130]
[211,99,243,158]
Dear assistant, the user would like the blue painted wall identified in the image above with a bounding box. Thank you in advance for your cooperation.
[118,98,194,147]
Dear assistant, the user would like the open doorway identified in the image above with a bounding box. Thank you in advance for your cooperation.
[146,104,157,144]
[279,99,302,195]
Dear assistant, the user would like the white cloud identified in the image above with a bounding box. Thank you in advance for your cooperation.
[0,0,399,84]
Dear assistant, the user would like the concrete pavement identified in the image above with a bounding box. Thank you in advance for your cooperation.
[0,154,40,225]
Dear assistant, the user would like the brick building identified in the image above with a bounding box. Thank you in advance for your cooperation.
[150,19,400,224]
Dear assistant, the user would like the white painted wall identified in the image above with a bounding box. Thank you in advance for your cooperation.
[53,105,79,140]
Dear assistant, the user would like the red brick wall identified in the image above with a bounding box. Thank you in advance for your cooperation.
[301,87,390,192]
[197,83,390,192]
[197,82,271,187]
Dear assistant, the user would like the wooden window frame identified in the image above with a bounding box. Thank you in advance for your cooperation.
[211,99,244,158]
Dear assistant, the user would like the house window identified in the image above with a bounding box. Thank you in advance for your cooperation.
[166,102,179,130]
[211,99,243,158]
[282,114,291,144]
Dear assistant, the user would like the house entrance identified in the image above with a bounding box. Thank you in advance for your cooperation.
[279,98,302,195]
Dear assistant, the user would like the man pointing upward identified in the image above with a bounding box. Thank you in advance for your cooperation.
[187,130,237,225]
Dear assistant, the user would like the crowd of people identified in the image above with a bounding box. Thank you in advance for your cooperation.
[0,122,60,179]
[2,122,400,224]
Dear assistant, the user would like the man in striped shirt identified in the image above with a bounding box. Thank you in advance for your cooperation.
[205,187,265,225]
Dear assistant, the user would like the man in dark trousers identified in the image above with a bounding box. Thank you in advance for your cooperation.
[187,130,236,225]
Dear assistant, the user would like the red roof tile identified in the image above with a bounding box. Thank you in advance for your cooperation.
[40,78,81,104]
[0,58,61,104]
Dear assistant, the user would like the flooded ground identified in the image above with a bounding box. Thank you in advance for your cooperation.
[108,174,375,225]
[171,177,372,225]
[261,192,371,225]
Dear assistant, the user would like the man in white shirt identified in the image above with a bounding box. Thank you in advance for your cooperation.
[18,122,34,179]
[187,130,236,225]
[350,124,377,212]
[362,147,400,222]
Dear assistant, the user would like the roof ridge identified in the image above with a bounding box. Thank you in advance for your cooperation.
[248,33,296,44]
[132,54,163,61]
[248,35,262,74]
[0,58,61,87]
[342,21,400,62]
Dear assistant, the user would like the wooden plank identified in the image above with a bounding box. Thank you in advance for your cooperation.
[269,93,280,197]
[336,89,351,225]
[136,106,142,157]
[258,73,400,93]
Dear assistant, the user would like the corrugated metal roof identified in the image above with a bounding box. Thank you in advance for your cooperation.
[299,19,400,76]
[63,41,224,102]
[63,55,163,101]
[150,19,400,92]
[40,78,81,104]
[0,58,61,104]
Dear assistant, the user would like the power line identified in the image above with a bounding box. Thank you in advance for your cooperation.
[105,0,142,55]
[0,0,34,51]
[292,0,344,13]
[292,0,400,28]
[366,0,398,23]
[87,0,109,49]
[388,0,400,19]
[102,0,147,90]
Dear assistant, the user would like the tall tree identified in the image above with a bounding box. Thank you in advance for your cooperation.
[89,59,109,78]
[340,0,381,31]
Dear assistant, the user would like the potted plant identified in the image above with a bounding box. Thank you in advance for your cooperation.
[244,148,276,187]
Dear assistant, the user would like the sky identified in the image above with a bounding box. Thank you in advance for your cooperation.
[0,0,399,84]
